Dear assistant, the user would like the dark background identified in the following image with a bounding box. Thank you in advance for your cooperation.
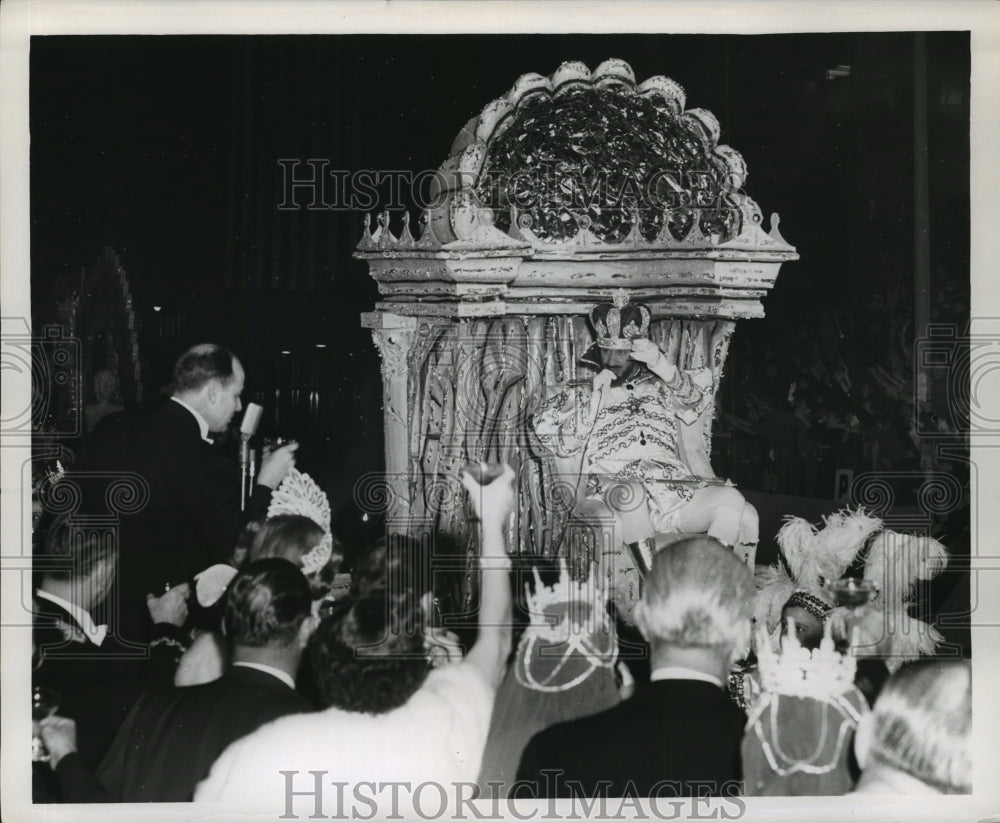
[29,33,970,510]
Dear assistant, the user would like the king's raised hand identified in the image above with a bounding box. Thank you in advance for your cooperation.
[628,338,664,366]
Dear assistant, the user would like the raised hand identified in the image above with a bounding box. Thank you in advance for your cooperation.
[458,462,516,687]
[38,715,77,769]
[630,338,676,383]
[592,368,616,394]
[257,442,298,489]
[146,582,190,626]
[628,338,665,366]
[460,462,515,536]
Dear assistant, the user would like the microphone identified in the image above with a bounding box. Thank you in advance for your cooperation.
[239,403,263,510]
[240,403,263,437]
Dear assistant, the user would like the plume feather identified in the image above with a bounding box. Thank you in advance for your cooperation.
[775,516,821,585]
[814,508,882,579]
[753,564,795,635]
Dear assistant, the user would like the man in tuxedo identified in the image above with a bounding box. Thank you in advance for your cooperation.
[95,558,315,802]
[77,343,297,643]
[516,536,753,798]
[32,514,189,792]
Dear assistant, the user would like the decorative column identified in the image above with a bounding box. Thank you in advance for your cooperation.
[361,311,418,526]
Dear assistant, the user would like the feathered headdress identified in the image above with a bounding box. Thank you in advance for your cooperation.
[826,530,948,670]
[754,508,882,637]
[267,469,334,576]
[754,508,949,670]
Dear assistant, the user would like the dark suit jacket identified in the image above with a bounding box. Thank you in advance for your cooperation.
[41,755,111,804]
[97,665,311,802]
[32,594,172,774]
[516,679,745,798]
[76,399,269,642]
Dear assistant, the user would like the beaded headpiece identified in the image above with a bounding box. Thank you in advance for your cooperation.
[784,590,833,623]
[588,289,651,350]
[266,469,333,576]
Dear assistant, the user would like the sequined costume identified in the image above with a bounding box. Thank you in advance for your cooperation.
[533,365,714,534]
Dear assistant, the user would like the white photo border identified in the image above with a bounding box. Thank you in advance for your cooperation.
[2,2,998,821]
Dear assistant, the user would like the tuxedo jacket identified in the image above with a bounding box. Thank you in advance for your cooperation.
[97,665,312,802]
[32,594,165,772]
[516,679,746,798]
[36,755,110,804]
[75,399,269,642]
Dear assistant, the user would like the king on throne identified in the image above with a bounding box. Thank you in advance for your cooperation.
[532,290,758,617]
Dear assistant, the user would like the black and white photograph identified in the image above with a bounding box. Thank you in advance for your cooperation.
[2,2,999,821]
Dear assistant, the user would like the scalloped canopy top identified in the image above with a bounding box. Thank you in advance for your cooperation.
[473,83,742,244]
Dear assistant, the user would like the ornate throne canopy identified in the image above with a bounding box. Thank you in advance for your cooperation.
[354,60,798,569]
[357,58,797,320]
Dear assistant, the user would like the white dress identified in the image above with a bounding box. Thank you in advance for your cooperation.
[195,660,495,815]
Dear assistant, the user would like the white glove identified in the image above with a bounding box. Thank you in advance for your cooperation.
[590,369,616,419]
[628,338,665,367]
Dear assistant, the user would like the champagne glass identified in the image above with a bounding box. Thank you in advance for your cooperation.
[825,576,878,609]
[461,461,506,486]
[824,576,880,654]
[31,686,60,762]
[262,436,290,454]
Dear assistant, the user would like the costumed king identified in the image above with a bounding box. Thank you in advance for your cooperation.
[533,291,757,615]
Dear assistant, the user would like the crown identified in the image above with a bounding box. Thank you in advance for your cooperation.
[516,560,617,693]
[588,289,651,350]
[299,533,334,577]
[266,469,334,576]
[522,559,610,644]
[755,620,858,700]
[33,460,67,495]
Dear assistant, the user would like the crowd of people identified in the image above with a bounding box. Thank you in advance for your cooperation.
[716,283,966,503]
[29,340,972,810]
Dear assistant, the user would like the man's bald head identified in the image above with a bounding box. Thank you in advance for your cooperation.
[172,343,244,432]
[173,344,237,393]
[633,536,753,656]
